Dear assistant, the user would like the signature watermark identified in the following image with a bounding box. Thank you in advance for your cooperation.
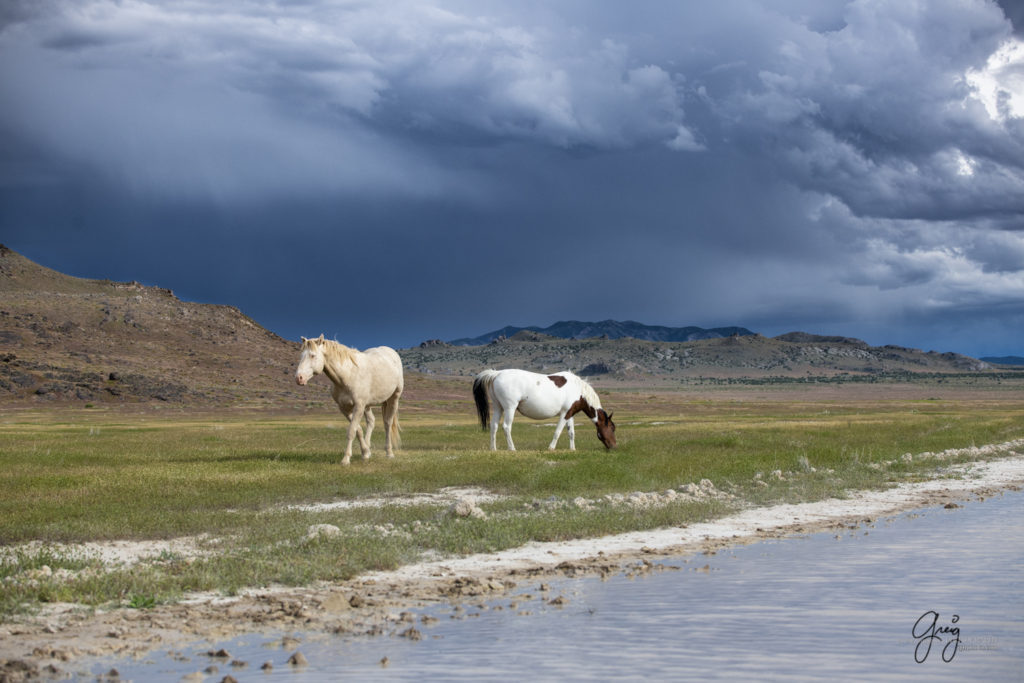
[912,611,961,663]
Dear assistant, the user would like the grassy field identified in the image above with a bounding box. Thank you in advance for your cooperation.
[1,377,1023,617]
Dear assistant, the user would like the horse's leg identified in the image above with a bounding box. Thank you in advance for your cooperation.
[359,407,375,459]
[501,407,516,451]
[381,395,398,458]
[334,397,363,465]
[488,400,500,451]
[548,414,569,450]
[568,416,576,451]
[341,401,366,466]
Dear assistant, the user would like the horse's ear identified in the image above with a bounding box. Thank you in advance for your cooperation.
[301,336,308,343]
[606,411,614,422]
[317,334,325,343]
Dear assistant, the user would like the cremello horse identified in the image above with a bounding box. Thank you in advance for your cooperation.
[473,369,616,451]
[295,335,403,465]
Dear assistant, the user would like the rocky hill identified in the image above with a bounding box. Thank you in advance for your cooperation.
[449,320,753,345]
[0,245,303,406]
[405,329,993,384]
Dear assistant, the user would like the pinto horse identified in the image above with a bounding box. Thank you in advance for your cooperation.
[473,369,616,451]
[295,335,403,465]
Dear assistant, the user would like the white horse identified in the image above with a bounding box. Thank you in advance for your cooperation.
[473,369,616,451]
[295,335,403,465]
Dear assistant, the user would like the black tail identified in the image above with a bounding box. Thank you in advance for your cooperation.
[472,376,489,430]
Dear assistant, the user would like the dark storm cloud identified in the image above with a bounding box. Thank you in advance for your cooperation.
[997,0,1024,35]
[2,1,1023,356]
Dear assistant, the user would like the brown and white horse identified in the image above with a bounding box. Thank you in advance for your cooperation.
[473,369,616,451]
[295,335,403,465]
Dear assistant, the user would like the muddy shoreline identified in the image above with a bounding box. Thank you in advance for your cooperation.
[3,455,1024,680]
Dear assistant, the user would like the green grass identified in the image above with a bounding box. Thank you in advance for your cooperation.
[1,386,1023,618]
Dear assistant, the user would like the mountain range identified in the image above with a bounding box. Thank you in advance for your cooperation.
[449,320,754,345]
[981,356,1024,366]
[0,245,1017,405]
[405,328,995,381]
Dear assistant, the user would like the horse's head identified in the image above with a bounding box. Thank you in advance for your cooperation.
[295,334,326,386]
[595,409,616,449]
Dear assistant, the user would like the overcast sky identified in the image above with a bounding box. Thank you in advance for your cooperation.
[2,1,1023,357]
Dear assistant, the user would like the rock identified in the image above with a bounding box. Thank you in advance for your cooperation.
[1,659,39,680]
[304,524,341,541]
[449,499,487,519]
[320,593,351,612]
[579,362,612,376]
[287,652,308,667]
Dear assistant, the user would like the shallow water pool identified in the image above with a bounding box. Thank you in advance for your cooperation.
[96,489,1023,681]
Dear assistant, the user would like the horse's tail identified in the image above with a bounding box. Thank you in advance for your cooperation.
[472,370,497,430]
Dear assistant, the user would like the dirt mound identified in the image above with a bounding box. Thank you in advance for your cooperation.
[0,246,304,407]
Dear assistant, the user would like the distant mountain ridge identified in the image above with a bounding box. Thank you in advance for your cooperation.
[1,246,1011,404]
[449,320,755,346]
[981,356,1024,366]
[405,329,995,381]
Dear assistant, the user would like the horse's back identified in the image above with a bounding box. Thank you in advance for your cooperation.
[491,368,570,419]
[493,368,545,384]
[362,346,404,392]
[495,368,574,389]
[364,345,401,364]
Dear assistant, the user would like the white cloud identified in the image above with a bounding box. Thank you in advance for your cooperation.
[966,37,1024,122]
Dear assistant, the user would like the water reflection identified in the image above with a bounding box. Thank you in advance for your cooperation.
[99,490,1023,681]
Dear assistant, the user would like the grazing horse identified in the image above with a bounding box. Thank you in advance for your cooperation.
[295,335,403,465]
[473,369,616,451]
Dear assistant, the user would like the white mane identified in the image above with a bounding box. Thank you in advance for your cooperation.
[570,372,602,410]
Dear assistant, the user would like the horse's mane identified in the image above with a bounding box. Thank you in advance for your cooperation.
[572,372,602,410]
[317,338,360,367]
